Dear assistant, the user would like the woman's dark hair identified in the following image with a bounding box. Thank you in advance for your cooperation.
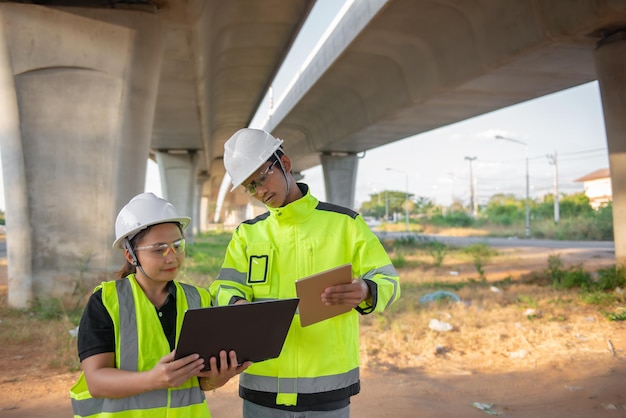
[116,222,184,279]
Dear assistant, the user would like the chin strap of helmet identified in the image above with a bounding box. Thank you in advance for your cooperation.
[125,238,157,282]
[274,152,291,197]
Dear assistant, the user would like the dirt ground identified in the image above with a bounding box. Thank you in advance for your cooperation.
[1,243,625,418]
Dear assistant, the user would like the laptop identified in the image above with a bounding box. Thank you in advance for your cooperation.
[174,298,299,370]
[295,263,353,327]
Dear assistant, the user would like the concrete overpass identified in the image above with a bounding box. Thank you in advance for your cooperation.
[0,0,315,307]
[0,0,625,308]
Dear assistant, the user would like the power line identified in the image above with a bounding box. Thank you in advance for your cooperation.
[480,147,608,165]
[559,147,607,156]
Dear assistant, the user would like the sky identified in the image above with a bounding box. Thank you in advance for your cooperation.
[0,0,610,212]
[300,81,608,209]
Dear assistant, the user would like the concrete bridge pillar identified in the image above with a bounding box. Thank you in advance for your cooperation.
[321,152,358,210]
[0,4,163,307]
[208,174,226,224]
[594,31,626,265]
[195,171,210,234]
[157,151,199,243]
[0,10,32,308]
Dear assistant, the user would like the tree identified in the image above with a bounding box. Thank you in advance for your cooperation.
[360,190,413,219]
[413,196,437,215]
[482,193,525,225]
[559,192,593,218]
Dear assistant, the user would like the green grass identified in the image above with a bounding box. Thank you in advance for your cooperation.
[179,232,232,285]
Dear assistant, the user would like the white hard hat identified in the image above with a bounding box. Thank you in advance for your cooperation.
[224,128,284,191]
[112,192,191,249]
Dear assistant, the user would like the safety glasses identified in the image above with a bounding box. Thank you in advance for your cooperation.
[135,238,186,258]
[242,160,279,195]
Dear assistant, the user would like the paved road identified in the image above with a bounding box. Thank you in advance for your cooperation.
[374,231,615,252]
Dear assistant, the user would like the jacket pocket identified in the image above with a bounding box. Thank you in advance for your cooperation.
[247,243,272,297]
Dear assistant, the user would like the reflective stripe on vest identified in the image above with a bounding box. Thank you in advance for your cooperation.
[72,387,206,415]
[240,368,359,394]
[117,280,202,370]
[117,279,137,371]
[179,282,202,310]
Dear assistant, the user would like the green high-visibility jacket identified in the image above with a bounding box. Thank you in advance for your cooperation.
[70,276,212,418]
[210,184,400,408]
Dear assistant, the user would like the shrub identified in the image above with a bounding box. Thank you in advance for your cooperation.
[546,254,565,285]
[429,211,474,227]
[425,241,448,267]
[595,265,626,291]
[393,235,419,250]
[581,291,620,307]
[391,252,407,268]
[546,254,592,289]
[605,309,626,321]
[558,267,592,290]
[463,243,496,280]
[593,203,614,240]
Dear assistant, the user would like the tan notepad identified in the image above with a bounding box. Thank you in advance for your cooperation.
[295,264,353,327]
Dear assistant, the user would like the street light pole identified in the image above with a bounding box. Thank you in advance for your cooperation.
[547,150,559,224]
[464,156,477,217]
[495,135,530,238]
[386,168,409,232]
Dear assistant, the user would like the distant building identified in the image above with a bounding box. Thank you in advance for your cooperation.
[574,168,612,210]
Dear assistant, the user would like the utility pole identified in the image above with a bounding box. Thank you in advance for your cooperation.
[547,150,559,224]
[384,191,389,220]
[464,156,477,217]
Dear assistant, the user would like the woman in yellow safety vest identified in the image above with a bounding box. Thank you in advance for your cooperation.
[70,192,250,417]
[211,129,401,417]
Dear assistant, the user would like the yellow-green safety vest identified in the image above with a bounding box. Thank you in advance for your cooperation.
[70,276,212,418]
[210,184,400,406]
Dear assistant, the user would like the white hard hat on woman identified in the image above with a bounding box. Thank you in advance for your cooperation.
[113,192,190,249]
[113,192,191,281]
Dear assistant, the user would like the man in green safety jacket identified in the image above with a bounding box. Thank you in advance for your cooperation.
[210,129,401,417]
[71,193,249,417]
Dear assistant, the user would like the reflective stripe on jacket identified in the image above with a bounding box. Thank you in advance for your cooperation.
[70,276,212,417]
[210,183,400,407]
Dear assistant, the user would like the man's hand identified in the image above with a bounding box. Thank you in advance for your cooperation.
[197,350,251,391]
[320,279,370,308]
